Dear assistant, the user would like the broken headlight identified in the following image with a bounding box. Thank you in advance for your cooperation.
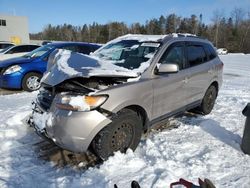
[56,94,108,111]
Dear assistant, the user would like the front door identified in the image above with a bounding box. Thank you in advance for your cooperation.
[152,42,189,119]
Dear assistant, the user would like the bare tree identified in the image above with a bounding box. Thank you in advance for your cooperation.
[211,10,224,47]
[231,7,246,27]
[239,11,250,51]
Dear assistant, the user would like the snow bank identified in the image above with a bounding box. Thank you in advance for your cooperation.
[33,111,53,130]
[219,54,250,78]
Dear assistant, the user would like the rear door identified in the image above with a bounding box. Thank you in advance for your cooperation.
[184,42,215,105]
[152,42,189,119]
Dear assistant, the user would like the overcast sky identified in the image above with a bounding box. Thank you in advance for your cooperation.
[0,0,249,33]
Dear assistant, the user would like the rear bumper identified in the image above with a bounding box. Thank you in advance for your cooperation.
[29,102,112,153]
[0,72,23,89]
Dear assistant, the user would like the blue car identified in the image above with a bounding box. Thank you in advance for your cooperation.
[0,42,101,91]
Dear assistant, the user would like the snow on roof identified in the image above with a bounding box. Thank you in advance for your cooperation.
[172,33,197,37]
[95,34,166,52]
[115,34,167,42]
[92,33,165,63]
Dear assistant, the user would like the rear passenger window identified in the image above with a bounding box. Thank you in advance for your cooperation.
[62,45,78,52]
[29,45,39,51]
[187,45,207,67]
[7,46,29,54]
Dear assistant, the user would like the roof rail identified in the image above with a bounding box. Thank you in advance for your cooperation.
[172,33,199,38]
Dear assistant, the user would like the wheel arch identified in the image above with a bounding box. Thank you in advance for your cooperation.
[117,105,149,132]
[88,104,149,151]
[21,71,43,90]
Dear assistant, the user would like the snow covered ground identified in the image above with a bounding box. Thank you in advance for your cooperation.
[0,54,250,188]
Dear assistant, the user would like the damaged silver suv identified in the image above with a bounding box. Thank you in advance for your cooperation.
[29,34,223,159]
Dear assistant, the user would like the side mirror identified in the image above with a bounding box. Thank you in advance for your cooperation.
[157,64,179,74]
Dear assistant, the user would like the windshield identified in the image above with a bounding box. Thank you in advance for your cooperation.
[93,40,160,69]
[23,45,54,59]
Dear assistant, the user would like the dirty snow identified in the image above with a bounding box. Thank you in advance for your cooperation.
[0,54,250,187]
[32,111,53,130]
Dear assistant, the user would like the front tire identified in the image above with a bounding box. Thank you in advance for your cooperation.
[91,109,143,160]
[22,72,42,92]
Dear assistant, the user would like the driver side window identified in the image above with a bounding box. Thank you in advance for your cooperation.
[159,44,185,70]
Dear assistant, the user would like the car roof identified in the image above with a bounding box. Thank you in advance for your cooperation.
[104,33,211,45]
[161,33,212,44]
[0,41,14,44]
[10,44,41,47]
[114,34,167,42]
[46,42,100,47]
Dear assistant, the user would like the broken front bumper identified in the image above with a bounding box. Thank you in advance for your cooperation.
[28,102,112,153]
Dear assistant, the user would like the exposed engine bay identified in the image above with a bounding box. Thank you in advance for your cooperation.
[37,76,130,111]
[48,76,129,92]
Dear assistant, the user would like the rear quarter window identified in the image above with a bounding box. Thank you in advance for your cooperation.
[203,44,217,60]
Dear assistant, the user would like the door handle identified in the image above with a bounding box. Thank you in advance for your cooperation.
[182,77,189,83]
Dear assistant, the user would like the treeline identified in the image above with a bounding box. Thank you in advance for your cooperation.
[30,8,250,53]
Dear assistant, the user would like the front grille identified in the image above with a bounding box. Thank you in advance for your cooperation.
[37,88,55,111]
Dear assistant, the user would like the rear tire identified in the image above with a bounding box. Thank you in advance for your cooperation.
[91,109,143,160]
[22,72,42,92]
[198,85,217,115]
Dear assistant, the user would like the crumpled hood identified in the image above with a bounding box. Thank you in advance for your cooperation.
[42,49,140,86]
[0,57,33,68]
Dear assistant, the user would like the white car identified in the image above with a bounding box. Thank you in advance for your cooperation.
[217,48,228,55]
[0,44,40,61]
